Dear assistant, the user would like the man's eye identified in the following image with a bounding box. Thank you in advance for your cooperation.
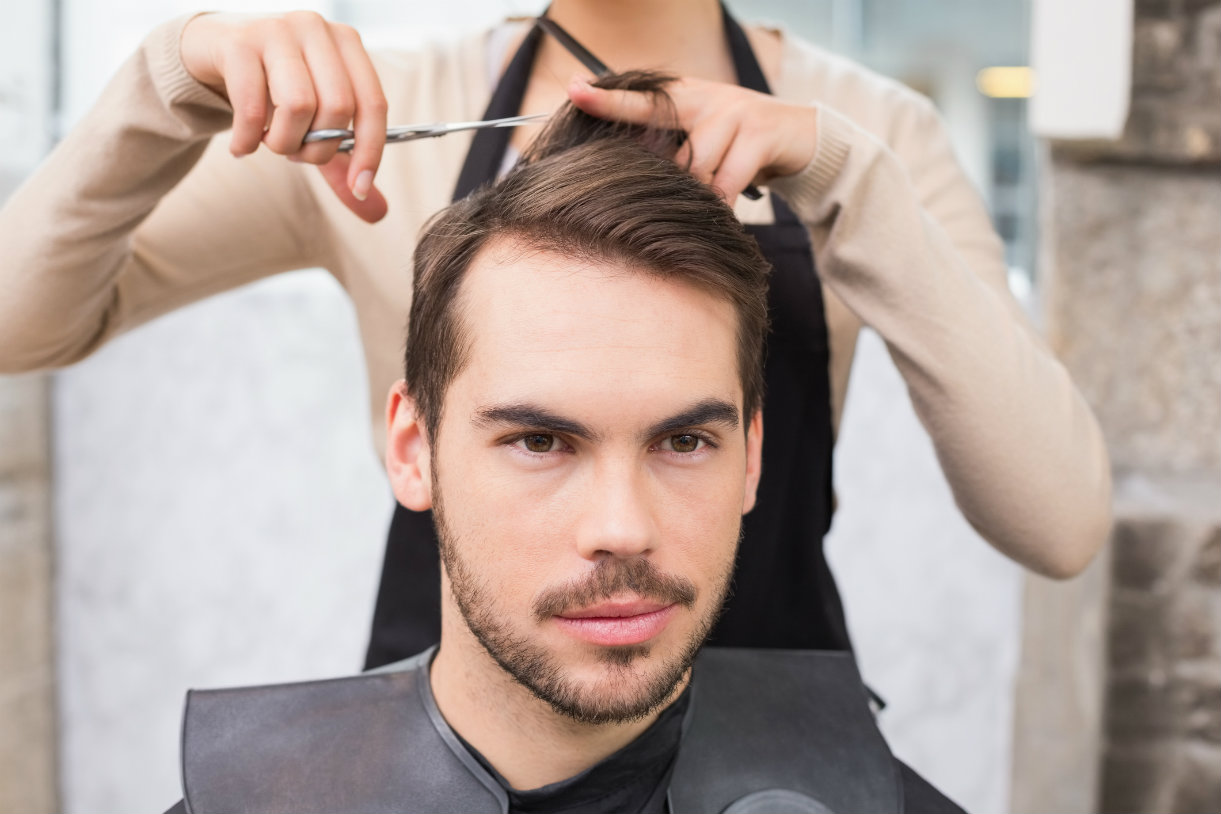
[662,434,704,453]
[518,434,559,453]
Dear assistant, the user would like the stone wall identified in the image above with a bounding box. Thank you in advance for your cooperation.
[1104,486,1221,814]
[1048,152,1220,813]
[1057,0,1221,165]
[1017,0,1221,811]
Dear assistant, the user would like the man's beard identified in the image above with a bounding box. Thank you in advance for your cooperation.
[433,488,736,726]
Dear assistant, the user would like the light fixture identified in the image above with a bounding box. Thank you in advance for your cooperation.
[976,67,1036,98]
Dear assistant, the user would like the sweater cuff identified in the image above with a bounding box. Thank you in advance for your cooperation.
[146,13,232,114]
[769,105,854,214]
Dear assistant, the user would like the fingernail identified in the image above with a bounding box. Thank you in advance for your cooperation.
[352,170,373,201]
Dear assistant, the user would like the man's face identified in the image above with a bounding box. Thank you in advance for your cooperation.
[393,238,762,724]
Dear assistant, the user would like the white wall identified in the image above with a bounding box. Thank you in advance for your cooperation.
[54,4,376,811]
[0,0,53,175]
[826,331,1022,814]
[54,271,393,812]
[44,2,1021,812]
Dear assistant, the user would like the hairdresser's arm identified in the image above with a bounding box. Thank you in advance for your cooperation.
[0,13,381,372]
[570,78,1112,580]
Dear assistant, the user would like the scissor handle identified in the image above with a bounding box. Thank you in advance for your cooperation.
[301,128,353,144]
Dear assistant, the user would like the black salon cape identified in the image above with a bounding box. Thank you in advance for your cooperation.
[165,762,961,814]
[164,737,962,814]
[163,648,966,814]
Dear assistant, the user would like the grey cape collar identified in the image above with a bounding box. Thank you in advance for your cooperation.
[180,647,901,813]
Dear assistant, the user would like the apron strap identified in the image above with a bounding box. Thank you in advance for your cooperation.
[451,22,544,201]
[722,3,771,94]
[720,5,804,229]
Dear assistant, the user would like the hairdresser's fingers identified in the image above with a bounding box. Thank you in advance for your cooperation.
[568,75,726,178]
[754,105,819,180]
[290,14,355,165]
[686,115,741,186]
[566,77,660,124]
[333,24,387,201]
[261,30,318,154]
[220,42,269,156]
[665,78,821,182]
[674,138,694,169]
[316,153,389,222]
[710,140,764,203]
[570,75,820,184]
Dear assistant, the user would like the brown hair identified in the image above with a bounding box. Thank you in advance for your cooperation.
[405,72,770,443]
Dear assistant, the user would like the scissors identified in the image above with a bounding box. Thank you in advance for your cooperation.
[302,112,549,153]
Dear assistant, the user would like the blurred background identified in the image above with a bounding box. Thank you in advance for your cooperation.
[1,1,1217,813]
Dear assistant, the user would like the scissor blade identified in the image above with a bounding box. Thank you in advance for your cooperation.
[307,113,549,153]
[390,113,550,141]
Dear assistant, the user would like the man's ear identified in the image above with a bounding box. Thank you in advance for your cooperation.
[385,380,433,511]
[741,409,764,515]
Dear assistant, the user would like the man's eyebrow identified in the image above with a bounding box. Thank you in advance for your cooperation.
[643,398,740,440]
[472,404,600,441]
[473,398,740,443]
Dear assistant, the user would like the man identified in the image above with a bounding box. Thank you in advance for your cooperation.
[167,89,963,814]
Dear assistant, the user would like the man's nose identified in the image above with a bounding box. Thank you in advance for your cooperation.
[573,458,656,560]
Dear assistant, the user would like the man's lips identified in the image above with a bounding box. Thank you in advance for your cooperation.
[558,599,669,619]
[553,599,677,646]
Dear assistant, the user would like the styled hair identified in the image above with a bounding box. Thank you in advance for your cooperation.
[405,71,770,443]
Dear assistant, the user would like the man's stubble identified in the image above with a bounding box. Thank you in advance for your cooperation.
[430,468,738,726]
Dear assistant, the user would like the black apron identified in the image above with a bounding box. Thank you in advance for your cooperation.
[365,7,849,668]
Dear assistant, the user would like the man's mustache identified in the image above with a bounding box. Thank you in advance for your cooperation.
[532,558,698,620]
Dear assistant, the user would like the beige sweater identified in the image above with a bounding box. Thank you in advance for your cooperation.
[0,16,1111,576]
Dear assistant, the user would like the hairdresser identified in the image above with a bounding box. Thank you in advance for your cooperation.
[0,1,1111,668]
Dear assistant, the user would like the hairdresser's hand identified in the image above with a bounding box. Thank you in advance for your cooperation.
[567,76,818,203]
[181,12,388,222]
